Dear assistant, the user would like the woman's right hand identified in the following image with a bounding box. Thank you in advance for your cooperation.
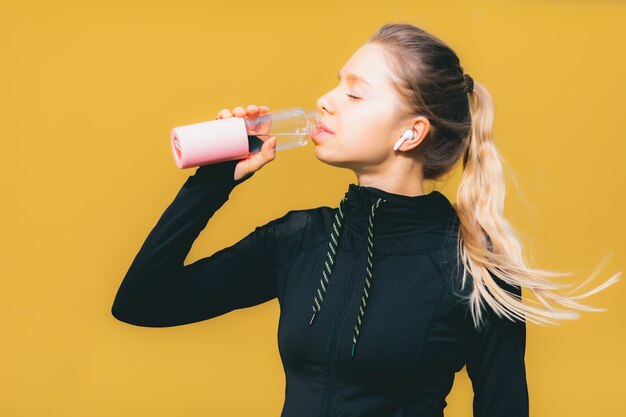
[216,104,277,181]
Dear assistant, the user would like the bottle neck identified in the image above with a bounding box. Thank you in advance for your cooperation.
[306,110,322,136]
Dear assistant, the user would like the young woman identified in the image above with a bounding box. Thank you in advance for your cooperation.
[112,22,620,417]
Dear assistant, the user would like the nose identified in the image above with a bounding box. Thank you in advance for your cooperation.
[316,91,334,115]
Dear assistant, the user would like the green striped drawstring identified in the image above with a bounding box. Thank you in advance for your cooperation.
[351,197,385,357]
[308,193,386,358]
[309,194,348,326]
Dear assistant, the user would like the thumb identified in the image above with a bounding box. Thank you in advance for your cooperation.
[263,136,277,159]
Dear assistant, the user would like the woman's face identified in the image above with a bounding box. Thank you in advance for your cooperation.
[314,42,414,171]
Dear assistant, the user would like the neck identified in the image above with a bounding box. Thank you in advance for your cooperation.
[354,159,426,197]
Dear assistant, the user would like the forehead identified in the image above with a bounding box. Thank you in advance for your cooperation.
[338,43,395,88]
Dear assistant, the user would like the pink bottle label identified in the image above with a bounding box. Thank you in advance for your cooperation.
[170,117,250,169]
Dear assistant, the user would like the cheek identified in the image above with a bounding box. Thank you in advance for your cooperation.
[341,105,395,149]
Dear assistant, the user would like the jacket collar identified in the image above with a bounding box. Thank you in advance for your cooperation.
[343,183,459,241]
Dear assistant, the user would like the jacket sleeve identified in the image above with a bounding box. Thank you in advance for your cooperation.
[464,277,530,417]
[111,159,280,327]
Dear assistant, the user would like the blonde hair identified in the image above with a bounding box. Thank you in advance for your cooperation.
[369,22,621,329]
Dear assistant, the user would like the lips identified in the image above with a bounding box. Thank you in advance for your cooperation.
[320,121,335,134]
[311,120,335,144]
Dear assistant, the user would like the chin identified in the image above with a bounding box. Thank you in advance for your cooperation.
[313,147,352,170]
[312,145,332,164]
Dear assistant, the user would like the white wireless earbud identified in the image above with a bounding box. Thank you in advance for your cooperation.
[393,129,414,151]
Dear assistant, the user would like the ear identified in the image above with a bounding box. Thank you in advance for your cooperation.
[394,115,430,151]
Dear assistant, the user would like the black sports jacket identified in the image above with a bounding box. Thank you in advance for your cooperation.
[112,159,529,417]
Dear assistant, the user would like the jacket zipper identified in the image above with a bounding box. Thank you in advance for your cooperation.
[322,245,367,417]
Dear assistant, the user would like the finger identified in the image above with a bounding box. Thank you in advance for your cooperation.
[258,106,272,131]
[216,109,232,119]
[246,136,275,168]
[232,106,246,117]
[247,104,260,120]
[247,104,259,114]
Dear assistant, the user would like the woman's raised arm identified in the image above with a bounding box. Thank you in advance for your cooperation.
[111,159,284,327]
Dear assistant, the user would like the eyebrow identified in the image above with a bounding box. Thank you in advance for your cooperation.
[338,70,372,87]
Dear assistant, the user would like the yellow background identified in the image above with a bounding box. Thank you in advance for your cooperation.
[1,0,625,416]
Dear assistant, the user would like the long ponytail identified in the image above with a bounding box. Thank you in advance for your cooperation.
[456,81,620,328]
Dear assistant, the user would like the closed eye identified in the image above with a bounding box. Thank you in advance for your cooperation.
[346,93,361,100]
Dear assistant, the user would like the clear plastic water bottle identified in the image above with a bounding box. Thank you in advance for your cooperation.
[170,107,322,169]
